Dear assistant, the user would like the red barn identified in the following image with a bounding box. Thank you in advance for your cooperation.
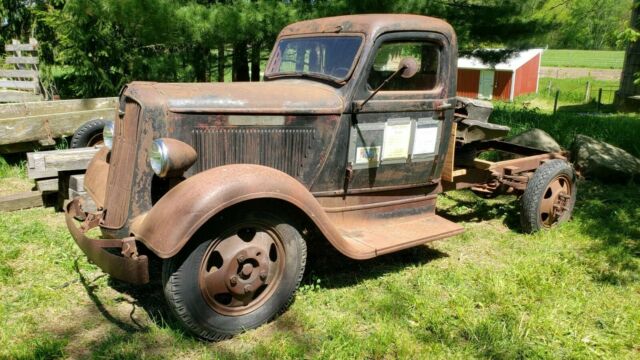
[457,49,543,101]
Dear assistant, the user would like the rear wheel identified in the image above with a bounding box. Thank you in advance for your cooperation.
[70,119,106,148]
[162,210,306,340]
[520,159,577,233]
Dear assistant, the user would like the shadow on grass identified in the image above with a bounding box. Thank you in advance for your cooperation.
[436,192,521,231]
[74,259,150,333]
[305,240,448,290]
[571,181,640,285]
[557,102,617,114]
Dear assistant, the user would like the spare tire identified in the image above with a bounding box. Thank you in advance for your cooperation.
[70,119,107,148]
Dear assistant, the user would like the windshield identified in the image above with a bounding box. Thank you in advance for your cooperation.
[265,36,363,82]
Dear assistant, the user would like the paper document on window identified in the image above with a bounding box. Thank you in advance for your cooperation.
[355,146,381,166]
[413,126,439,155]
[382,119,412,160]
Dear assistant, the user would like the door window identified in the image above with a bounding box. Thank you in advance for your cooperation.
[367,42,440,91]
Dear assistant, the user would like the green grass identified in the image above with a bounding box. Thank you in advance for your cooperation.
[0,154,26,179]
[0,179,638,358]
[542,50,624,69]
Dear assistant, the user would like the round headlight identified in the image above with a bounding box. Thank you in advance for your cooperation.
[149,139,169,176]
[103,121,114,149]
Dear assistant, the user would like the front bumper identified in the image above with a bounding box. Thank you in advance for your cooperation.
[65,198,149,284]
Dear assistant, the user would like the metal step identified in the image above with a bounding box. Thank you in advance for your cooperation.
[338,214,464,256]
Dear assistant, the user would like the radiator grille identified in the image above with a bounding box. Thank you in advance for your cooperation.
[102,100,141,228]
[193,127,314,177]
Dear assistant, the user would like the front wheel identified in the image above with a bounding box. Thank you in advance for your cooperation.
[520,159,577,233]
[162,210,307,341]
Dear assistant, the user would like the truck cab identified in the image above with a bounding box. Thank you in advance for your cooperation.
[66,14,576,340]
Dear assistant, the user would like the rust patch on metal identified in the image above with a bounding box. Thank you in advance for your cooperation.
[102,100,141,229]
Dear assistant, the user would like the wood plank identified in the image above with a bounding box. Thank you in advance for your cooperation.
[473,159,494,170]
[441,122,457,182]
[27,147,100,179]
[0,80,39,91]
[69,188,97,213]
[36,178,59,192]
[0,191,43,211]
[0,108,115,146]
[69,174,85,192]
[5,56,39,65]
[5,43,37,52]
[0,91,43,103]
[0,69,39,79]
[451,169,467,178]
[0,97,116,119]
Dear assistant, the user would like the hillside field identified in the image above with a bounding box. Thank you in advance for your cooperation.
[542,50,624,69]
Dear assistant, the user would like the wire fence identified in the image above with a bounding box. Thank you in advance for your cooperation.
[539,79,619,114]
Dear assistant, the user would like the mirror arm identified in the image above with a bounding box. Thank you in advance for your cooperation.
[355,65,407,112]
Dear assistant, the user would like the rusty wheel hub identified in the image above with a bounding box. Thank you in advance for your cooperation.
[539,175,572,227]
[199,224,284,316]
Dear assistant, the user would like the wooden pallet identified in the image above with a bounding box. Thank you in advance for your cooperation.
[0,38,43,103]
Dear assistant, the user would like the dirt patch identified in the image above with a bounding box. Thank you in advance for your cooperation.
[540,67,621,81]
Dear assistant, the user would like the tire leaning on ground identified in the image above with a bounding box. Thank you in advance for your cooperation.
[70,119,107,148]
[520,159,578,233]
[162,210,307,341]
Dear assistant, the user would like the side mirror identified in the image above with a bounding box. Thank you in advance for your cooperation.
[399,57,419,79]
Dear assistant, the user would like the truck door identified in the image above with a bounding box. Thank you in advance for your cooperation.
[346,32,455,191]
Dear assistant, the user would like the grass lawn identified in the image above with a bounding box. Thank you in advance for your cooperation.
[1,108,639,358]
[542,50,624,69]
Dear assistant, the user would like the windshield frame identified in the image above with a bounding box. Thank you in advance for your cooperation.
[264,33,366,85]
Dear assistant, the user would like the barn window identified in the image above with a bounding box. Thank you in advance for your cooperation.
[367,41,440,91]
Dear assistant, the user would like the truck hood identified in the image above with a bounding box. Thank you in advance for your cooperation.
[128,80,345,115]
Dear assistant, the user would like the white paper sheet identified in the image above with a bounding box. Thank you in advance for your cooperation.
[413,126,438,155]
[382,120,412,160]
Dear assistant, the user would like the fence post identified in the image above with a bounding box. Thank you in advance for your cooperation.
[597,88,603,112]
[584,81,591,103]
[553,90,560,115]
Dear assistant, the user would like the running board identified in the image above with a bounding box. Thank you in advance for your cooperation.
[338,214,464,257]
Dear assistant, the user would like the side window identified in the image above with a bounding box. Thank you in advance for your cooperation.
[367,41,440,91]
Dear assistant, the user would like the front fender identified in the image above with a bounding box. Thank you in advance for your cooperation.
[133,164,374,259]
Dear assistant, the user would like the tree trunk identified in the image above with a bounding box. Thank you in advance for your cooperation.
[193,45,210,82]
[616,1,640,110]
[232,43,250,82]
[251,43,262,82]
[217,44,225,82]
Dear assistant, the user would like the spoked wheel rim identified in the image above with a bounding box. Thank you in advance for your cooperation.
[198,222,286,316]
[539,174,572,228]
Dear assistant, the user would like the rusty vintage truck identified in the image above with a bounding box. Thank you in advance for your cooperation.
[65,14,577,340]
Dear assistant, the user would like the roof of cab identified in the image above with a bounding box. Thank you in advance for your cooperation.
[278,14,455,41]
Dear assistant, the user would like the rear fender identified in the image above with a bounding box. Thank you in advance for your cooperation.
[133,164,374,259]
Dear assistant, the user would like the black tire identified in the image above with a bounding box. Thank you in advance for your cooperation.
[162,210,307,341]
[520,159,577,233]
[70,119,107,148]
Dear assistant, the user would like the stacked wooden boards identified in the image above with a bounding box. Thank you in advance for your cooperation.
[0,147,100,212]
